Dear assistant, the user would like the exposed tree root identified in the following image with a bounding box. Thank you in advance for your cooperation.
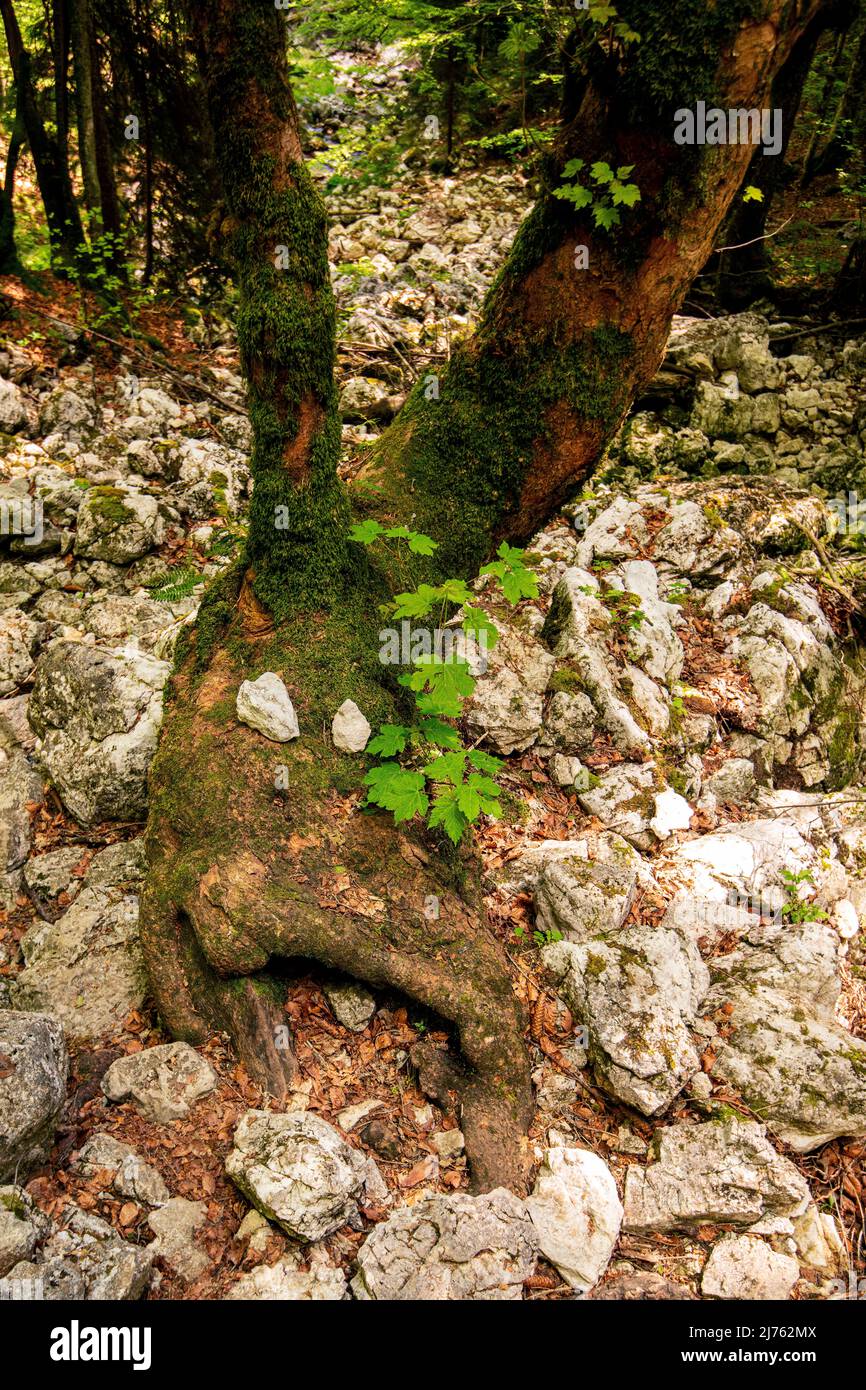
[141,627,534,1194]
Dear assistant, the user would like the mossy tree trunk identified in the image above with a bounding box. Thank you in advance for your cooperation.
[143,0,829,1193]
[361,0,830,575]
[0,96,23,274]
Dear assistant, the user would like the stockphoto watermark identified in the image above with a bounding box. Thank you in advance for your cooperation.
[0,1274,44,1300]
[378,619,491,675]
[674,102,783,156]
[0,495,43,546]
[827,490,866,537]
[50,1320,152,1371]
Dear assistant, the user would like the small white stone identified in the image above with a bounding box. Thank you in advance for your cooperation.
[331,699,371,753]
[335,1098,384,1132]
[650,787,692,840]
[430,1129,465,1159]
[834,899,860,940]
[236,672,299,742]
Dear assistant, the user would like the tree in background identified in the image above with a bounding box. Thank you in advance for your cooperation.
[0,0,84,271]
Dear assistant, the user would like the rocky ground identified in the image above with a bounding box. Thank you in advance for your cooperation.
[1,158,866,1302]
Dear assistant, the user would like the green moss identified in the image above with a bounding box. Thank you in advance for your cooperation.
[194,3,349,621]
[0,1189,27,1218]
[547,666,589,695]
[365,324,634,578]
[87,485,134,526]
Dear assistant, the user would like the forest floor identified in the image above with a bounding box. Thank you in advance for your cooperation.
[2,142,866,1301]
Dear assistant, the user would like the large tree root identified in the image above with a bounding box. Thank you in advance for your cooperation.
[141,637,534,1193]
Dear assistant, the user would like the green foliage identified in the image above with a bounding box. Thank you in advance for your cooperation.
[147,564,202,603]
[553,159,641,232]
[780,868,829,925]
[602,587,645,631]
[513,922,563,947]
[352,523,538,842]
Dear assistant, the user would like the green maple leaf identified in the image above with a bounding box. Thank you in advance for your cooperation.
[467,748,503,776]
[437,578,474,606]
[553,183,593,209]
[403,658,475,717]
[561,157,585,178]
[418,717,462,749]
[423,750,467,784]
[407,531,438,556]
[590,161,614,185]
[367,723,410,757]
[348,519,383,545]
[391,583,439,619]
[592,203,621,230]
[364,765,428,823]
[461,604,499,650]
[428,787,470,844]
[610,180,641,207]
[481,542,539,604]
[466,771,500,802]
[456,782,482,821]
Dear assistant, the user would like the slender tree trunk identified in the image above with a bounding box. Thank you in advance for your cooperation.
[132,0,155,281]
[0,100,24,273]
[714,6,832,307]
[799,20,851,177]
[53,0,71,166]
[0,0,85,272]
[91,37,122,248]
[143,0,832,1193]
[804,15,866,180]
[70,0,102,218]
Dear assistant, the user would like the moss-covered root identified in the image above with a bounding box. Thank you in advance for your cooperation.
[141,818,533,1193]
[139,875,299,1098]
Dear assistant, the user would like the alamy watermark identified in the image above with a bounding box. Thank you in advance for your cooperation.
[378,619,490,675]
[827,490,866,538]
[674,102,782,157]
[0,1274,44,1300]
[0,495,43,546]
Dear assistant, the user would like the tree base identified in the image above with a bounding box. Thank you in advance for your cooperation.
[141,602,533,1193]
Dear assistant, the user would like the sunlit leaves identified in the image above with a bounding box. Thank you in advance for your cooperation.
[480,542,539,604]
[363,764,428,823]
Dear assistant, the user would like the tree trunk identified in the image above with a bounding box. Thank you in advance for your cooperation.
[803,14,866,180]
[70,0,102,218]
[142,0,830,1194]
[53,0,72,169]
[0,89,24,273]
[360,0,831,576]
[0,0,85,272]
[713,6,832,307]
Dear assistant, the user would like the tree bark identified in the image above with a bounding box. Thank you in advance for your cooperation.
[360,0,831,576]
[0,93,24,273]
[70,0,102,217]
[143,0,831,1194]
[70,0,122,255]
